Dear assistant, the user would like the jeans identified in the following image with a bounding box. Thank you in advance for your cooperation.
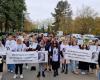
[8,64,15,71]
[70,60,78,72]
[98,70,100,80]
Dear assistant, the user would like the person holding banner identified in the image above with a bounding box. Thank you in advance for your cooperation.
[50,41,63,77]
[28,36,38,71]
[37,40,46,78]
[78,44,90,75]
[5,35,16,73]
[0,40,5,80]
[13,38,27,79]
[89,41,98,74]
[0,56,3,80]
[70,40,79,74]
[45,34,53,71]
[60,37,70,74]
[97,45,100,80]
[23,36,30,69]
[29,36,38,51]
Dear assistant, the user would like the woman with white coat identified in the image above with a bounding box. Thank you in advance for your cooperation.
[13,38,27,79]
[5,35,17,72]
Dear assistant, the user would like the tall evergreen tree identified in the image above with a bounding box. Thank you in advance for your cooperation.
[52,0,72,33]
[0,0,26,32]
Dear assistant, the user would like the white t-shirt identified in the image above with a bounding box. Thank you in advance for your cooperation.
[40,48,45,51]
[90,45,97,51]
[60,43,70,54]
[97,46,100,52]
[60,43,70,60]
[29,42,38,49]
[5,40,17,51]
[71,45,79,49]
[16,44,26,52]
[52,48,59,62]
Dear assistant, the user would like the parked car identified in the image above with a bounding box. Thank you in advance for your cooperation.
[95,36,100,40]
[71,34,82,39]
[83,34,98,40]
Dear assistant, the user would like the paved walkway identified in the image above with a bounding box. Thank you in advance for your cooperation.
[2,64,97,80]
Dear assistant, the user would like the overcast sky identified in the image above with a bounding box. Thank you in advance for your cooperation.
[25,0,100,21]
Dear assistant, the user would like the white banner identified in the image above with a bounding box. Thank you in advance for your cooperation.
[0,51,7,55]
[64,48,99,63]
[6,51,48,64]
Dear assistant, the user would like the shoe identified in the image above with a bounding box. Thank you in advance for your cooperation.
[72,71,79,75]
[61,70,64,73]
[37,72,40,78]
[81,72,86,75]
[8,69,10,72]
[53,74,56,77]
[65,71,68,74]
[42,72,45,77]
[13,74,18,79]
[26,66,29,69]
[53,72,56,77]
[11,70,13,73]
[20,74,24,79]
[56,71,59,76]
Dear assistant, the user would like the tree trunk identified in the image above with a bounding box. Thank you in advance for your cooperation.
[5,19,8,32]
[0,22,2,32]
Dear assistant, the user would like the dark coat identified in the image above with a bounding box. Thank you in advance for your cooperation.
[98,52,100,67]
[0,56,3,72]
[23,41,29,47]
[36,45,46,51]
[49,47,63,70]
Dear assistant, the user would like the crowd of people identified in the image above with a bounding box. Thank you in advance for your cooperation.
[0,32,100,80]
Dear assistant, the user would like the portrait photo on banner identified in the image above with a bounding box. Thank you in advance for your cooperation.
[38,51,45,62]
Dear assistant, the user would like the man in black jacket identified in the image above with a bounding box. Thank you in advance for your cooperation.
[97,52,100,80]
[0,56,3,80]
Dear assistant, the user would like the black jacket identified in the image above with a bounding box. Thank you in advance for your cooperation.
[98,52,100,67]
